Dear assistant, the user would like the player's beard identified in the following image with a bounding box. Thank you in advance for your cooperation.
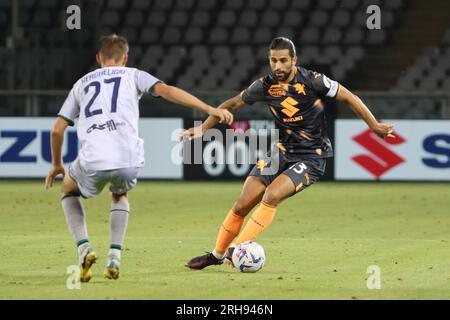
[273,66,293,82]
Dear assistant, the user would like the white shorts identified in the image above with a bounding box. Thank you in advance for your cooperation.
[68,157,140,198]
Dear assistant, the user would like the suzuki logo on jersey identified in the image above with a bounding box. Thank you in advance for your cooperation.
[280,97,300,117]
[352,129,406,179]
[0,130,78,163]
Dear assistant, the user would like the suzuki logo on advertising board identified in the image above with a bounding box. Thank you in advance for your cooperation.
[0,117,183,179]
[336,120,450,181]
[0,131,78,163]
[351,129,406,179]
[422,134,450,168]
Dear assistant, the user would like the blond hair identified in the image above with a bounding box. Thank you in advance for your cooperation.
[98,34,129,61]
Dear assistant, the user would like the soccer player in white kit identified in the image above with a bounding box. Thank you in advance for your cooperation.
[44,34,233,282]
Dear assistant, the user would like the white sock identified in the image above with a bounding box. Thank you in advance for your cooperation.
[77,242,90,256]
[110,200,130,249]
[108,248,121,260]
[61,196,88,243]
[212,250,225,260]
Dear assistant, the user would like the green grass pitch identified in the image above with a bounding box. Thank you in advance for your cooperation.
[0,180,449,299]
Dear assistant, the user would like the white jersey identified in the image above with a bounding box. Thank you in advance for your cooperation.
[58,67,161,171]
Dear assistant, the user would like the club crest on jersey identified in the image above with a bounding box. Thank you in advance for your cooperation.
[268,84,287,97]
[293,83,306,95]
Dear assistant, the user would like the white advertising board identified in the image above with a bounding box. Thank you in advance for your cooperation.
[0,117,183,179]
[335,120,450,180]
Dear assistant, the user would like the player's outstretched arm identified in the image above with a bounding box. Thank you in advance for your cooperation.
[181,94,247,141]
[153,83,233,125]
[45,117,69,189]
[336,85,395,139]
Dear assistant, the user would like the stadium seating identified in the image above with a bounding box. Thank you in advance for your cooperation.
[0,0,409,91]
[395,28,450,91]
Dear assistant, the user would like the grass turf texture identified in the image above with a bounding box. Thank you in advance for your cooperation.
[0,180,449,300]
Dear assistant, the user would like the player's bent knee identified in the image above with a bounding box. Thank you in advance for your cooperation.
[261,188,283,207]
[61,175,79,196]
[61,190,81,200]
[232,201,252,217]
[112,193,128,202]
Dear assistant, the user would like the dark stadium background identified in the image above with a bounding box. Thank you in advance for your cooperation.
[0,0,449,182]
[1,0,450,303]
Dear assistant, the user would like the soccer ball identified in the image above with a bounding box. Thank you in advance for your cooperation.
[232,241,265,273]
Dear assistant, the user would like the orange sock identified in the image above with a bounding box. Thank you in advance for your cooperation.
[235,202,277,244]
[214,210,245,255]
